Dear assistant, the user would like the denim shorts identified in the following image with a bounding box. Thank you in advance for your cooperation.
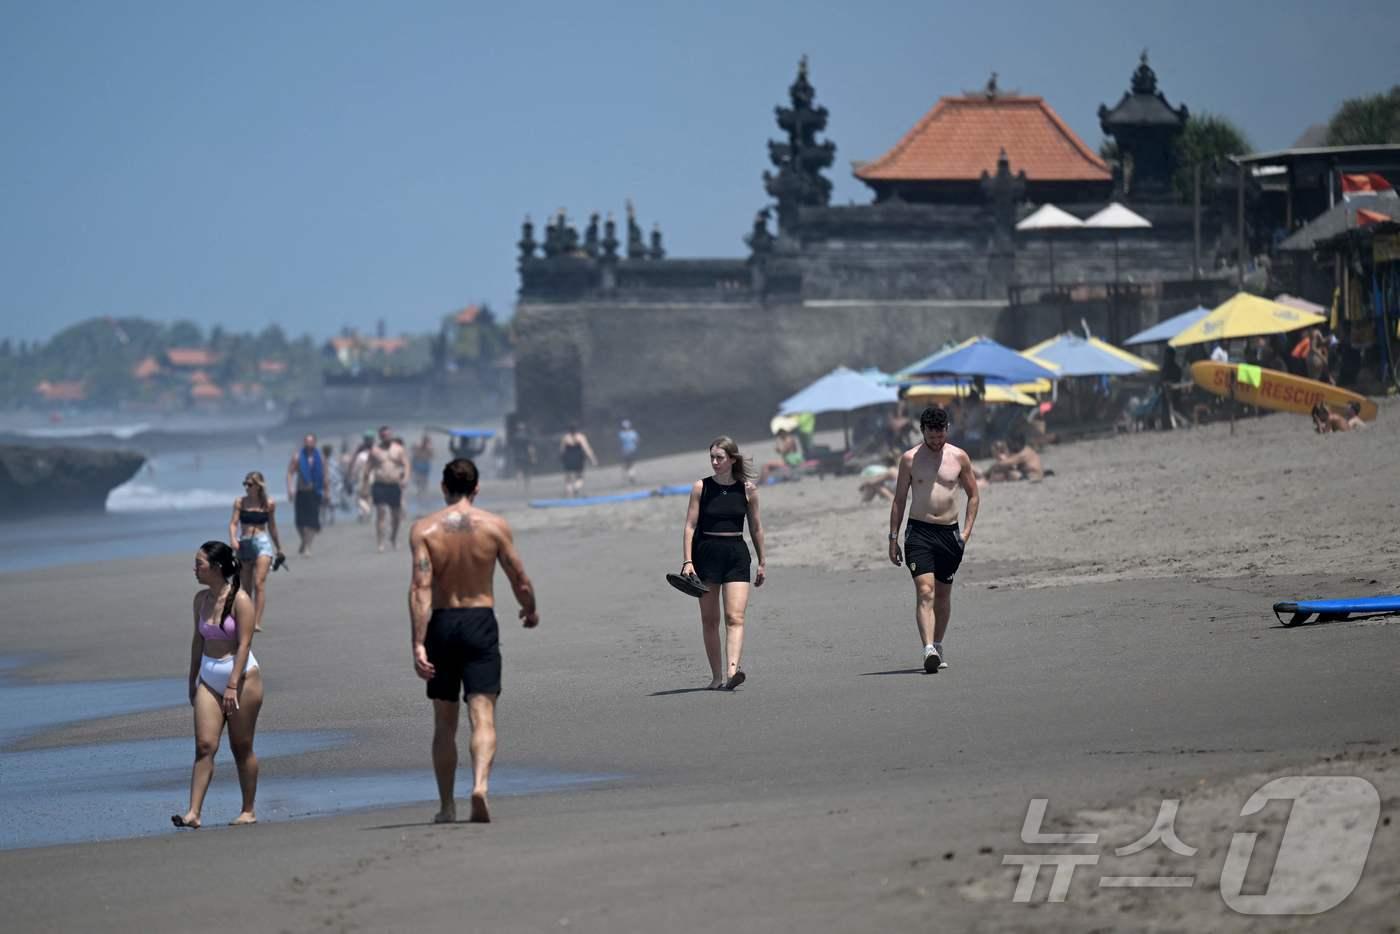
[238,532,275,562]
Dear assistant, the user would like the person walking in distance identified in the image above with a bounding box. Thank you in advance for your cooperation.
[409,458,539,823]
[888,406,979,673]
[369,425,410,551]
[285,433,328,557]
[618,419,641,486]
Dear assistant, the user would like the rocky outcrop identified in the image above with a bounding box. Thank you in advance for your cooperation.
[0,445,145,517]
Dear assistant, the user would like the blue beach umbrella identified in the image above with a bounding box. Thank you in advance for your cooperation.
[898,337,1058,385]
[1022,333,1158,377]
[1123,306,1210,346]
[777,367,899,416]
[778,366,899,449]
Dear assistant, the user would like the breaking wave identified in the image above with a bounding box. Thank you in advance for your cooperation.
[18,423,152,441]
[106,483,231,513]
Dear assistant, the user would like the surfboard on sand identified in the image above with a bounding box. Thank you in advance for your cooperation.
[1190,361,1378,421]
[1272,595,1400,627]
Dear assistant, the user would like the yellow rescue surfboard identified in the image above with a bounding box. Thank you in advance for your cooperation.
[1190,361,1379,421]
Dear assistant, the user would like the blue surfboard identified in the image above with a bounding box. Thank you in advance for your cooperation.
[1272,595,1400,627]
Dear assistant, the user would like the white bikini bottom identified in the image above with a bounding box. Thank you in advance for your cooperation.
[200,652,260,694]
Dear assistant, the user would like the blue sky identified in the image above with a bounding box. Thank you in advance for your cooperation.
[2,0,1397,343]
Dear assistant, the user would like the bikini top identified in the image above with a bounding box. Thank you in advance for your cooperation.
[239,509,269,526]
[198,612,237,641]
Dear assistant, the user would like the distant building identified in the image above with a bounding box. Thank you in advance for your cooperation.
[34,379,87,403]
[163,347,220,369]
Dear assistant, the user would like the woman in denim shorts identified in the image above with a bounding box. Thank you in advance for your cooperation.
[228,471,284,632]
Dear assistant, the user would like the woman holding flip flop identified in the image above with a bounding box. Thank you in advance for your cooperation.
[678,436,766,689]
[173,541,263,829]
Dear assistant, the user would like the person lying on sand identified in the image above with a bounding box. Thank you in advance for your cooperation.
[1311,402,1350,434]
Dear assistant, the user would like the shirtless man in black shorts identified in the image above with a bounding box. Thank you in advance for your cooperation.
[888,406,980,673]
[369,424,410,551]
[408,458,539,823]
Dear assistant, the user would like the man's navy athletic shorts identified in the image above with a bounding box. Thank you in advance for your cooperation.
[424,607,502,699]
[371,481,402,509]
[904,518,964,583]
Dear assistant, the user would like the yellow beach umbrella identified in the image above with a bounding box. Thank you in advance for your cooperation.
[1168,292,1326,348]
[906,383,1039,406]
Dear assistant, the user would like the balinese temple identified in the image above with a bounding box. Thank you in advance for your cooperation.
[510,56,1237,443]
[854,75,1113,206]
[1097,52,1189,202]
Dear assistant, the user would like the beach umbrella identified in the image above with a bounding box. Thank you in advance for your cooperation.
[1273,294,1327,316]
[1016,204,1084,290]
[1123,306,1210,345]
[777,366,899,448]
[777,367,899,416]
[1085,202,1151,287]
[906,382,1039,406]
[898,337,1059,385]
[1021,333,1159,377]
[1168,292,1327,348]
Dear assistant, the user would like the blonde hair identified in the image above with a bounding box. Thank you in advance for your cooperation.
[708,436,751,482]
[243,471,269,509]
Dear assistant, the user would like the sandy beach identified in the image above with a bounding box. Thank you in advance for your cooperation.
[2,403,1398,933]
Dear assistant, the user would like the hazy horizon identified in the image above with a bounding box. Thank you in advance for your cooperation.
[3,0,1397,343]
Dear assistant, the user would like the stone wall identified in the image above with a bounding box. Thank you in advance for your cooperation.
[513,298,1009,456]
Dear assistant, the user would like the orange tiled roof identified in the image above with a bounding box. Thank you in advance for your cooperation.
[365,337,407,354]
[166,347,220,367]
[455,305,481,325]
[188,369,211,385]
[329,336,358,351]
[258,360,288,374]
[856,95,1110,183]
[190,382,224,400]
[132,356,161,379]
[34,379,87,401]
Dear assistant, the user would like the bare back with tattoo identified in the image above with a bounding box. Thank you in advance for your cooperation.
[410,503,522,610]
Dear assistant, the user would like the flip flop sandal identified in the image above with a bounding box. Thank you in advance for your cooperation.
[666,571,709,598]
[724,670,746,690]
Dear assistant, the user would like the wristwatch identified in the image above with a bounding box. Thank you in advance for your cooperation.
[888,532,899,541]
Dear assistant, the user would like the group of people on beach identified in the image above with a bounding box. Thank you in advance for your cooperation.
[176,405,978,828]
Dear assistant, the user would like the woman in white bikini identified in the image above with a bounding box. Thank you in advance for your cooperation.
[173,541,263,829]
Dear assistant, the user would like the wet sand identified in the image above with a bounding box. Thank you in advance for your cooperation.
[1,403,1398,932]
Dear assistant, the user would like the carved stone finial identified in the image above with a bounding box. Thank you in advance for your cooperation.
[1131,50,1157,95]
[648,224,665,261]
[986,72,999,99]
[518,215,537,262]
[601,213,619,261]
[764,57,836,236]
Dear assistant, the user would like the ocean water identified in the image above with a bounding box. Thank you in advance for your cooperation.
[0,416,515,574]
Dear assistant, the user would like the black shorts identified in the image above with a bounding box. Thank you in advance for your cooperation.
[424,607,502,700]
[371,481,402,508]
[904,519,964,583]
[692,533,751,585]
[294,489,321,530]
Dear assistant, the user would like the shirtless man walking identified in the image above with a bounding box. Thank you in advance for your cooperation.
[888,406,980,673]
[409,458,538,823]
[369,425,410,551]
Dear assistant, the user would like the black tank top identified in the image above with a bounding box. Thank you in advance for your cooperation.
[697,476,747,534]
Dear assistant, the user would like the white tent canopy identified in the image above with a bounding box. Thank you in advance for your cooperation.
[1015,204,1085,231]
[1084,202,1152,229]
